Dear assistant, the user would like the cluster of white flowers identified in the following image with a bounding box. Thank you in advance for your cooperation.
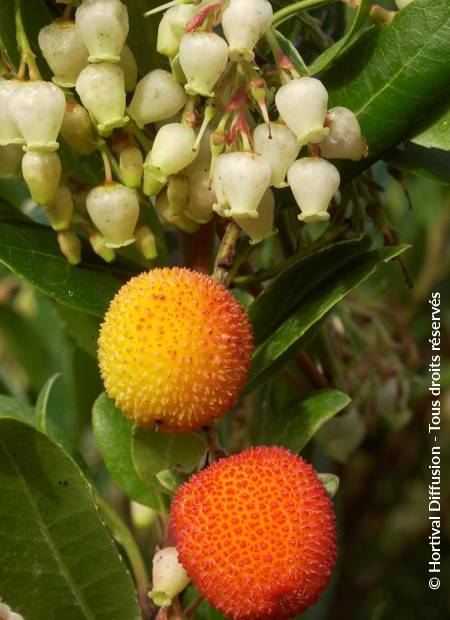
[0,0,368,262]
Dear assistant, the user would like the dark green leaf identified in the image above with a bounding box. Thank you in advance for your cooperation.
[411,99,450,150]
[317,473,340,498]
[246,245,408,392]
[35,373,61,432]
[54,304,101,358]
[385,142,450,184]
[0,394,34,423]
[323,0,450,181]
[123,0,163,74]
[271,28,309,75]
[0,418,141,620]
[92,393,159,508]
[259,388,350,452]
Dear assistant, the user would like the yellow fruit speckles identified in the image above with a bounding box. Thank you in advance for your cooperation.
[98,267,253,433]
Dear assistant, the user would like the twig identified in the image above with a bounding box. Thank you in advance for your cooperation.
[212,220,240,286]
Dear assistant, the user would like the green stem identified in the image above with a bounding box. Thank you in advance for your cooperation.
[15,0,41,80]
[272,0,334,26]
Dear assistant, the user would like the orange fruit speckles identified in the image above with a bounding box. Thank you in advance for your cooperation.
[171,446,337,620]
[98,267,253,433]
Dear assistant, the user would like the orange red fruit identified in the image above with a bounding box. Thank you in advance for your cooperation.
[98,267,253,433]
[171,446,337,619]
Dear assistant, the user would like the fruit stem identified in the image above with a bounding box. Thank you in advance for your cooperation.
[203,422,228,462]
[272,0,334,26]
[212,220,240,287]
[15,0,41,80]
[184,594,204,618]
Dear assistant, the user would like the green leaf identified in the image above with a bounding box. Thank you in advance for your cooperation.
[123,1,162,74]
[54,304,101,358]
[35,373,61,432]
[248,236,371,345]
[0,418,141,620]
[271,27,309,75]
[323,0,450,181]
[0,210,131,317]
[246,245,408,392]
[132,427,207,490]
[317,473,340,499]
[0,394,34,423]
[156,468,189,494]
[92,393,159,508]
[315,405,367,463]
[309,0,372,75]
[259,388,350,452]
[385,142,450,184]
[411,99,450,151]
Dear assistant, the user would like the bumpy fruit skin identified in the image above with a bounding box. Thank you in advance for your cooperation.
[171,446,337,620]
[98,268,253,433]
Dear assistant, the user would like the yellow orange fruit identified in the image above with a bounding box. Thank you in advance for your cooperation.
[98,267,253,433]
[171,446,337,619]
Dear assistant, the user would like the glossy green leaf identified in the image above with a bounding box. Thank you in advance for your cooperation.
[246,245,408,392]
[0,209,132,318]
[385,142,450,185]
[323,0,450,181]
[54,304,101,358]
[411,100,450,151]
[92,393,159,508]
[317,473,340,499]
[0,394,34,423]
[156,468,189,494]
[0,418,141,620]
[271,28,309,75]
[35,373,61,432]
[132,427,207,490]
[309,0,372,75]
[259,389,350,452]
[249,236,371,345]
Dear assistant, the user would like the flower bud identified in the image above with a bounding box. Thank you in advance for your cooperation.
[143,154,166,197]
[0,79,25,146]
[119,146,143,189]
[149,123,197,181]
[395,0,414,8]
[319,106,368,161]
[61,103,96,155]
[0,144,23,178]
[89,230,116,262]
[149,547,191,608]
[9,81,66,152]
[276,77,329,145]
[58,230,82,265]
[44,185,74,231]
[253,122,300,188]
[157,4,198,58]
[38,19,89,88]
[119,44,138,92]
[179,32,228,97]
[167,173,190,214]
[130,501,157,530]
[76,63,128,136]
[75,0,129,63]
[222,0,272,62]
[135,225,158,260]
[185,163,215,223]
[86,183,139,248]
[21,151,62,205]
[234,188,275,244]
[287,157,340,223]
[213,152,271,218]
[127,70,186,128]
[156,190,199,233]
[0,601,25,620]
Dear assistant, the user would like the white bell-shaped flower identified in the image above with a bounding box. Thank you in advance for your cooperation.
[61,103,96,155]
[0,79,25,146]
[253,122,300,188]
[179,32,228,98]
[135,225,157,260]
[319,106,368,161]
[212,152,271,218]
[149,547,191,608]
[21,151,62,206]
[234,188,276,244]
[44,185,74,231]
[395,0,414,8]
[287,157,340,223]
[0,144,23,179]
[157,4,198,58]
[150,123,197,180]
[9,81,66,152]
[76,63,128,136]
[38,19,89,88]
[119,44,138,92]
[86,183,139,248]
[222,0,273,62]
[0,601,25,620]
[276,77,330,146]
[185,164,215,223]
[119,145,143,189]
[127,69,186,128]
[75,0,129,63]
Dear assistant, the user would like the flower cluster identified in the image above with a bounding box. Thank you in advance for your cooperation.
[0,0,366,260]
